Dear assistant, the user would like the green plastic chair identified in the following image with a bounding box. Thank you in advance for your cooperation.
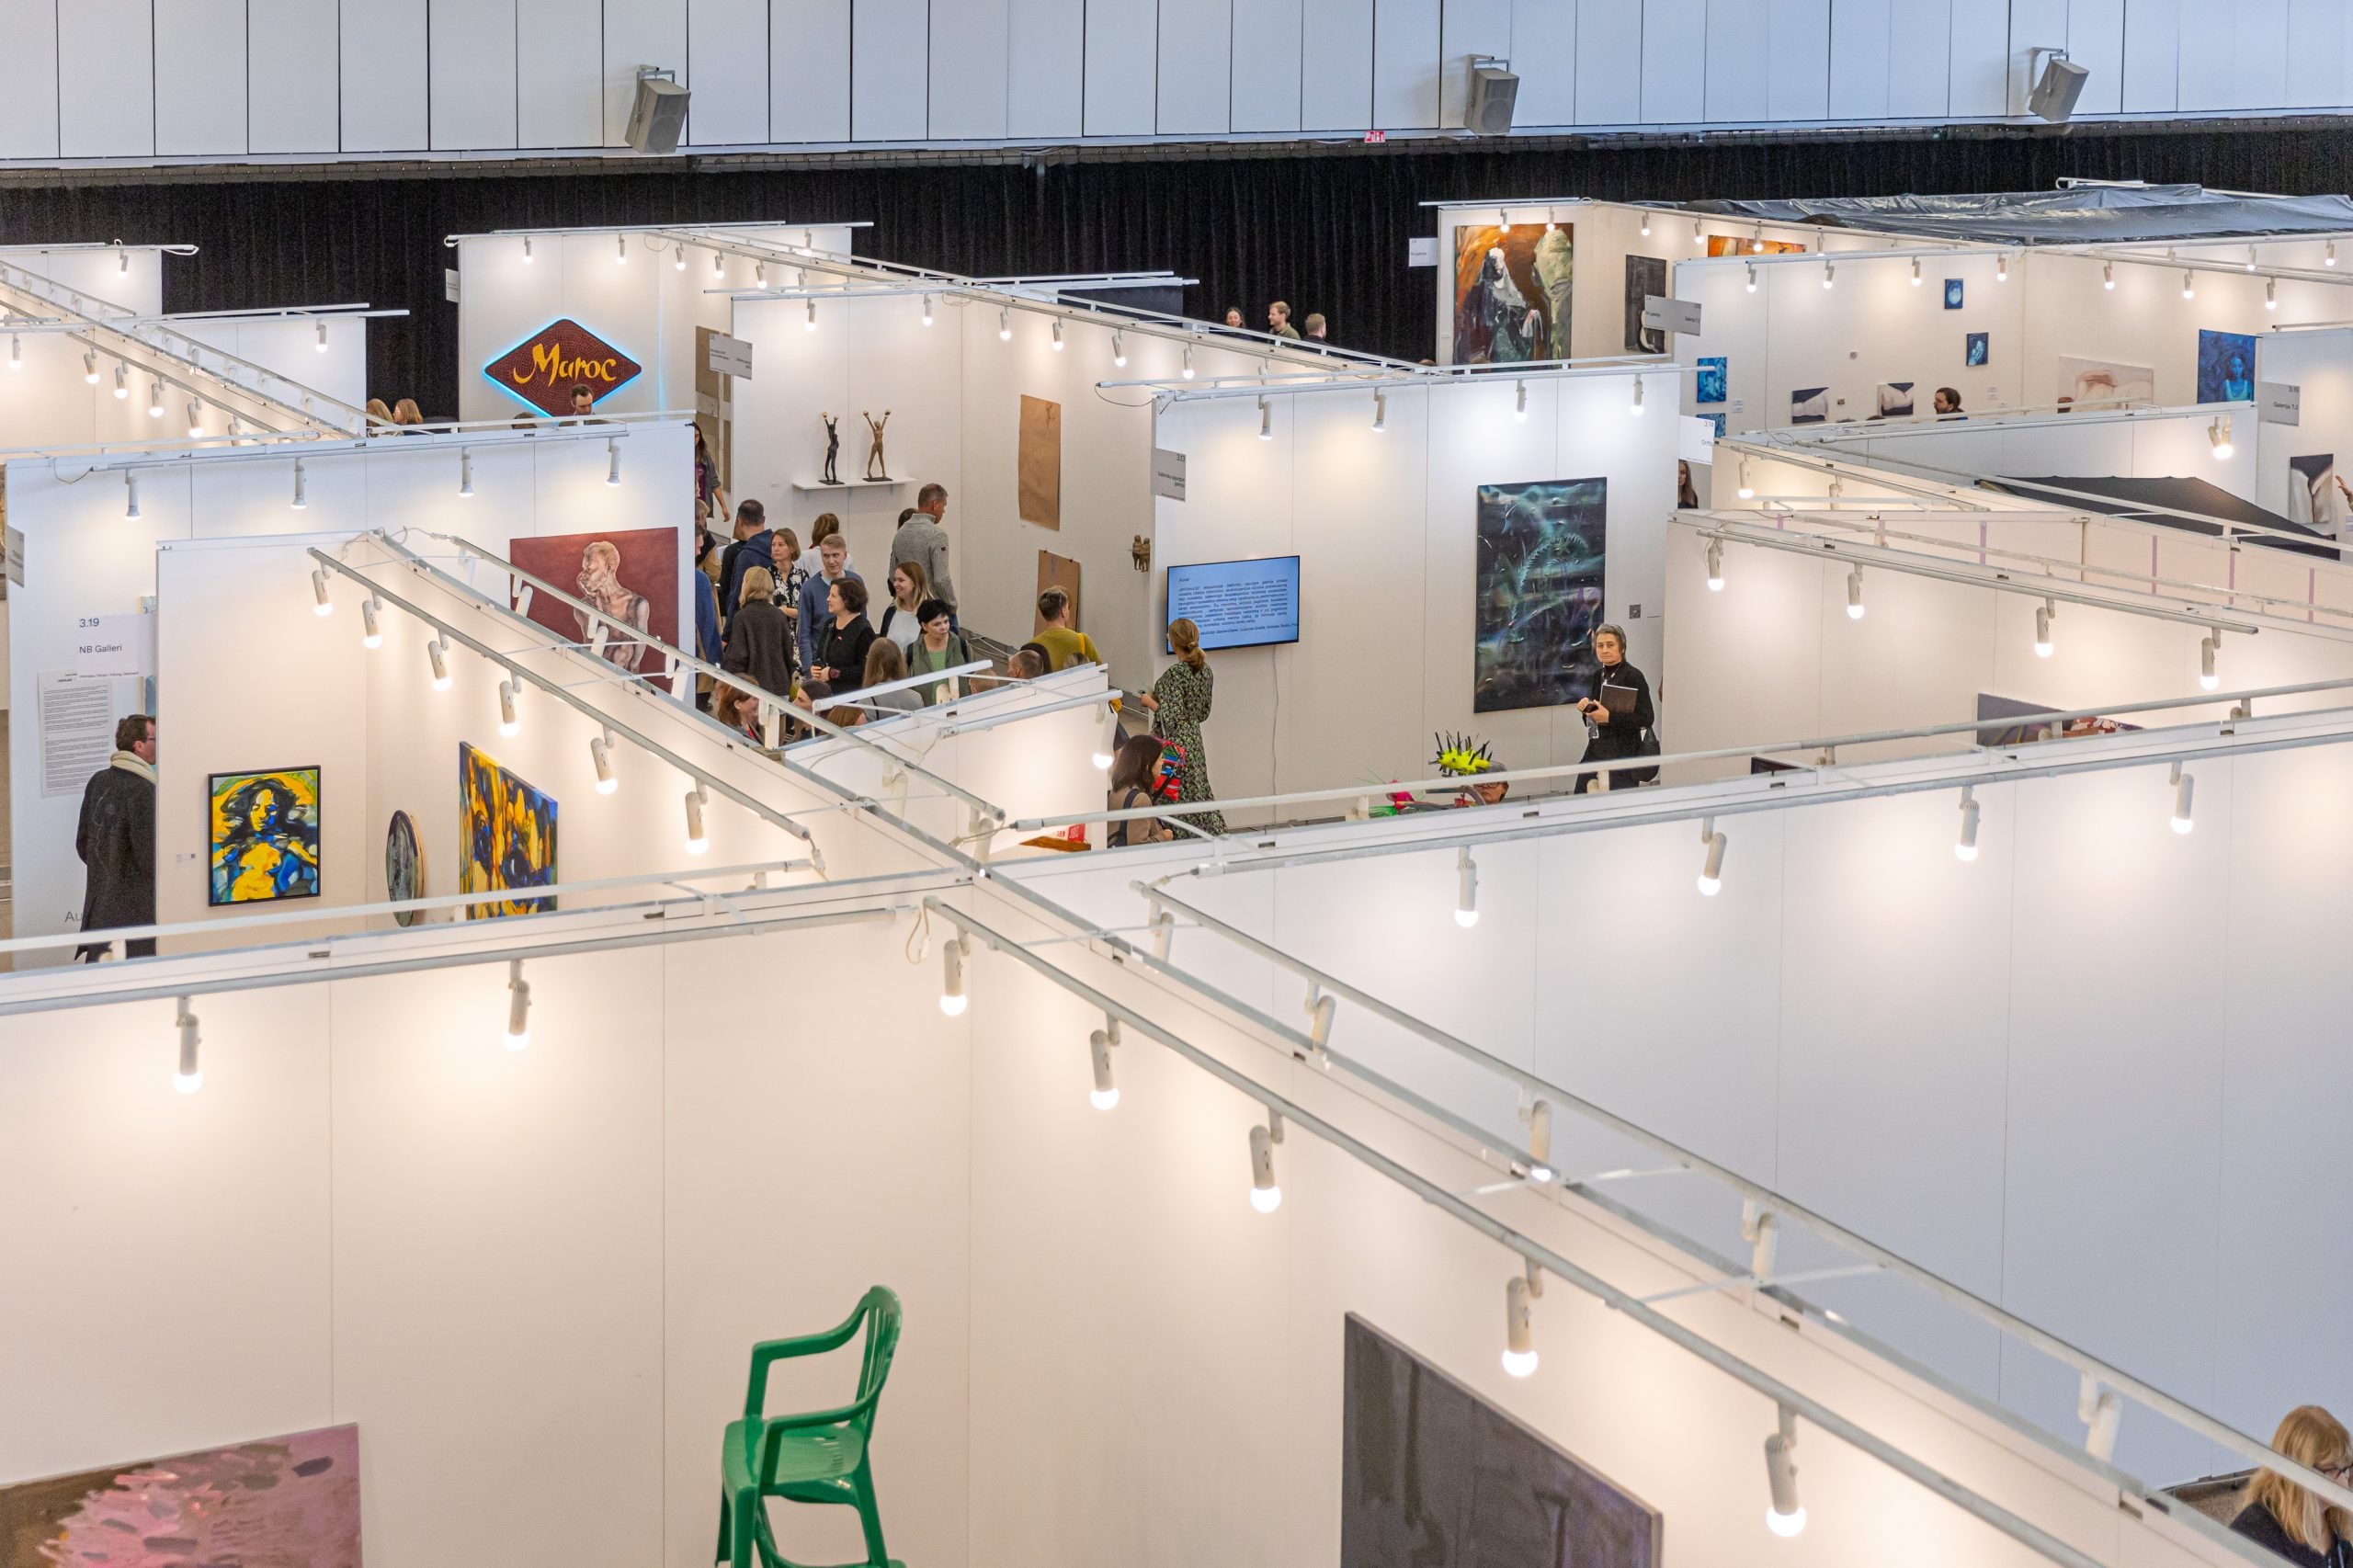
[717,1286,904,1568]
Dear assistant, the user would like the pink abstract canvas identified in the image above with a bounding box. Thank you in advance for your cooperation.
[0,1425,360,1568]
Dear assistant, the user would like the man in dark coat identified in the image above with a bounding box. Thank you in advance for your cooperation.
[76,712,156,960]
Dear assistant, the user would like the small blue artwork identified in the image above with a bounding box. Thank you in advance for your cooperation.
[1705,412,1726,438]
[1944,278,1964,309]
[1694,356,1727,405]
[1965,332,1990,368]
[2196,329,2257,403]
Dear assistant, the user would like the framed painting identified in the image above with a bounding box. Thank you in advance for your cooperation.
[208,767,321,906]
[1474,477,1607,714]
[460,742,557,918]
[1454,222,1570,363]
[509,527,681,693]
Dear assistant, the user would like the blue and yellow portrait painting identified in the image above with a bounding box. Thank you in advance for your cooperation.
[208,767,322,906]
[460,742,557,917]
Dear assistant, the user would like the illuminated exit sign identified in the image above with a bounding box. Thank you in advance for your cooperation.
[484,317,643,416]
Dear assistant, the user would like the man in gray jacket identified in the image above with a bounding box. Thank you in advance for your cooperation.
[892,483,959,632]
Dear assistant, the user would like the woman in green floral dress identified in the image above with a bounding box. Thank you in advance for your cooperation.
[1138,618,1227,836]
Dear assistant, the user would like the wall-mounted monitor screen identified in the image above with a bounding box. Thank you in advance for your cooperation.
[1165,555,1302,652]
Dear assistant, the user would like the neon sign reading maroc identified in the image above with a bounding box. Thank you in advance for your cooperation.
[483,318,644,416]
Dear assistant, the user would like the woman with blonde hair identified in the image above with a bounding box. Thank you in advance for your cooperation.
[722,564,793,697]
[392,397,426,429]
[2234,1405,2353,1565]
[365,397,394,426]
[1136,617,1224,835]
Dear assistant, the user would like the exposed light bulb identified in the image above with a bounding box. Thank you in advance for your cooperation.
[1822,261,1835,290]
[185,399,202,438]
[361,597,381,649]
[1498,208,1511,233]
[1111,331,1126,368]
[2209,417,2234,460]
[2246,244,2258,272]
[1911,258,1922,287]
[1051,319,1063,351]
[1705,539,1724,591]
[174,1000,203,1093]
[1955,787,1980,862]
[113,362,128,398]
[1092,704,1119,770]
[1181,343,1194,379]
[147,379,163,417]
[1248,1121,1282,1212]
[2182,271,2196,299]
[2103,261,2115,290]
[2199,632,2219,690]
[426,637,450,690]
[503,960,531,1050]
[84,349,97,384]
[920,292,935,325]
[1455,846,1478,928]
[1736,460,1754,501]
[1996,253,2008,283]
[2266,278,2277,311]
[1639,212,1652,237]
[590,732,618,793]
[1088,1028,1119,1110]
[311,566,334,616]
[2034,600,2053,657]
[684,784,710,854]
[1751,225,1765,254]
[2328,242,2338,268]
[1846,564,1865,619]
[1698,824,1727,896]
[940,937,969,1016]
[1502,1274,1538,1377]
[1525,1098,1554,1183]
[998,307,1011,341]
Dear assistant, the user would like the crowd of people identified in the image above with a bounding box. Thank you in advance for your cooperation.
[688,474,1231,839]
[1220,301,1332,344]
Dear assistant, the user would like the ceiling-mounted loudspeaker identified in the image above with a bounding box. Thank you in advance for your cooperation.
[2026,49,2088,122]
[1465,56,1518,136]
[626,67,690,153]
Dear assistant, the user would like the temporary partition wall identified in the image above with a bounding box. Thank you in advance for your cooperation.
[1674,231,2353,441]
[6,422,694,959]
[450,224,863,423]
[999,710,2353,1491]
[1146,365,1679,813]
[1771,403,2260,502]
[0,835,2288,1568]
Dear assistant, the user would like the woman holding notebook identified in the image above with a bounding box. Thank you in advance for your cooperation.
[1573,624,1656,794]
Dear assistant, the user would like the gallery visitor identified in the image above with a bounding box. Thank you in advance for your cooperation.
[710,683,763,743]
[1677,460,1699,508]
[891,483,959,630]
[811,574,878,694]
[908,599,971,704]
[876,560,928,653]
[1222,306,1245,330]
[75,713,157,961]
[719,498,776,617]
[1934,387,1964,417]
[1104,734,1174,847]
[1267,301,1302,339]
[1006,646,1048,681]
[2230,1405,2352,1566]
[569,383,597,419]
[1032,587,1100,671]
[723,565,794,696]
[693,424,727,520]
[863,642,923,717]
[1572,623,1656,794]
[1136,619,1226,835]
[797,529,861,675]
[1302,312,1329,343]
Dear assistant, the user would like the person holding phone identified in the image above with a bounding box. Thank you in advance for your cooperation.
[1573,623,1655,794]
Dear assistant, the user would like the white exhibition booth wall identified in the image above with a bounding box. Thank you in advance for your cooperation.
[1778,403,2260,502]
[1147,367,1679,813]
[1006,715,2353,1491]
[6,424,693,957]
[0,865,2273,1568]
[452,225,859,425]
[1661,481,2353,769]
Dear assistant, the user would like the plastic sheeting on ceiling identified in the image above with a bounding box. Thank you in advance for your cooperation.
[1680,186,2353,246]
[1984,474,2336,559]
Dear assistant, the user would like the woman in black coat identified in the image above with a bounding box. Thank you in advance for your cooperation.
[810,574,878,694]
[722,565,794,697]
[1572,622,1655,794]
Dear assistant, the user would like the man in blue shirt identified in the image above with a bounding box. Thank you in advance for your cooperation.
[796,532,861,676]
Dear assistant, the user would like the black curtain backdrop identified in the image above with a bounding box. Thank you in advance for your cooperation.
[5,124,2348,417]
